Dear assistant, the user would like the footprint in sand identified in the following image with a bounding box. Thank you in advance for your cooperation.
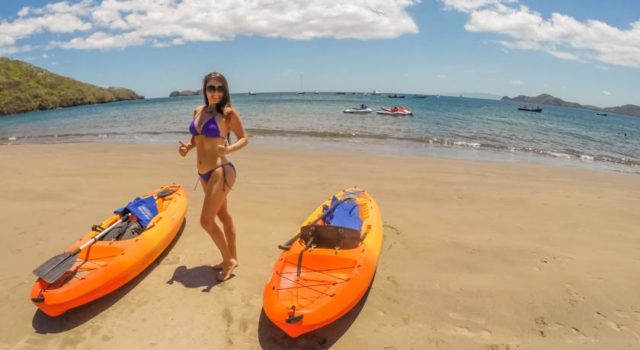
[239,318,248,334]
[448,326,492,338]
[383,224,401,236]
[565,284,585,307]
[534,316,594,342]
[535,256,552,271]
[386,275,399,288]
[447,312,491,339]
[615,310,640,321]
[160,254,181,266]
[594,312,621,331]
[448,312,486,325]
[223,307,233,329]
[484,344,519,350]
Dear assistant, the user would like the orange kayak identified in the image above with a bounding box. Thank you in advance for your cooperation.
[263,187,383,338]
[30,184,187,316]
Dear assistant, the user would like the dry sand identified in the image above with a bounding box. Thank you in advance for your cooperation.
[1,143,639,349]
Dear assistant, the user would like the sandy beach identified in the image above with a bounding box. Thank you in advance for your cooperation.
[1,142,639,349]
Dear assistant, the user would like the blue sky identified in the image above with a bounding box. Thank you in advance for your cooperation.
[1,0,639,107]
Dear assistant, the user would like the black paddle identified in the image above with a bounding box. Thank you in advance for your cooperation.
[278,190,361,250]
[32,187,178,283]
[33,214,131,283]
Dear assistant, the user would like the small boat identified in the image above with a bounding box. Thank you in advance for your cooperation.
[336,92,346,95]
[248,91,257,95]
[30,184,188,316]
[517,106,542,113]
[376,106,413,116]
[413,94,427,98]
[343,104,372,114]
[263,187,383,338]
[596,112,608,116]
[371,90,381,95]
[388,94,405,98]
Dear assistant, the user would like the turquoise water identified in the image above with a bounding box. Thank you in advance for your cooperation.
[1,93,638,172]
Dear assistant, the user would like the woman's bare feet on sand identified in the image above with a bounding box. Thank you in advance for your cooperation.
[217,259,239,282]
[212,261,239,270]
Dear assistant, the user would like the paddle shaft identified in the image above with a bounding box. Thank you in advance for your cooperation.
[75,214,130,253]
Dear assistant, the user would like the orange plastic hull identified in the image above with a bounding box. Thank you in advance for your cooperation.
[263,188,383,338]
[30,184,188,316]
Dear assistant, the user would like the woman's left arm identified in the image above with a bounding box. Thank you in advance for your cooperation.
[222,107,249,155]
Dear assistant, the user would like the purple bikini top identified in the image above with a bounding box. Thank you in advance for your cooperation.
[189,114,222,138]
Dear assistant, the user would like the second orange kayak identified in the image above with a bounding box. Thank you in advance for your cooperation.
[263,187,383,338]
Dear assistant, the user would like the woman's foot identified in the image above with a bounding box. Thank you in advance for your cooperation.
[212,261,238,270]
[217,259,238,282]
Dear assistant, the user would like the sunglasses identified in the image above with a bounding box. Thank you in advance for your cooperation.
[206,85,225,93]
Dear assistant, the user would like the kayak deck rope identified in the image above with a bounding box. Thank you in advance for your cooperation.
[275,261,353,298]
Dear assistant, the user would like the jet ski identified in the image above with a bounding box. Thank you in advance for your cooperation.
[376,106,413,116]
[343,104,373,114]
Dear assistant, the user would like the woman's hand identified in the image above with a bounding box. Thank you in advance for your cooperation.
[216,142,228,156]
[178,140,191,157]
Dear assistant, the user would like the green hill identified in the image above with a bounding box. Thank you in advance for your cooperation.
[0,57,143,116]
[501,93,583,108]
[603,105,640,117]
[501,93,640,117]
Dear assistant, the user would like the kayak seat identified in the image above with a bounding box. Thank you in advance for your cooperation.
[101,221,143,241]
[299,224,361,250]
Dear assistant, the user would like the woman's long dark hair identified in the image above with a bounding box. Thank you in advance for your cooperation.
[202,72,231,115]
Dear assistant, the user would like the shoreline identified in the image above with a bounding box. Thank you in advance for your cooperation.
[3,135,639,176]
[1,143,639,349]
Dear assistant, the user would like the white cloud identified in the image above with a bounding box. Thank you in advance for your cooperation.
[1,0,420,52]
[602,90,612,96]
[444,0,640,69]
[1,0,94,54]
[50,31,145,50]
[442,0,515,12]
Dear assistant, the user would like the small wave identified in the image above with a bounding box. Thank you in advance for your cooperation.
[3,128,639,168]
[453,141,481,148]
[547,152,573,159]
[580,155,594,161]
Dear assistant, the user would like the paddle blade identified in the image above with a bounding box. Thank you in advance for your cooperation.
[33,252,77,283]
[156,188,177,199]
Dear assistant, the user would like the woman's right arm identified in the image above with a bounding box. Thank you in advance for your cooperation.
[178,107,202,156]
[178,136,195,156]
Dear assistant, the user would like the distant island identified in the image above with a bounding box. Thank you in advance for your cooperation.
[501,93,640,117]
[0,57,143,116]
[169,90,201,97]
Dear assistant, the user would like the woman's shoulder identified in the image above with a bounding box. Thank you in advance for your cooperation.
[223,104,238,118]
[193,105,205,117]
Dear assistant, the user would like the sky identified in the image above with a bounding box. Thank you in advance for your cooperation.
[1,0,639,107]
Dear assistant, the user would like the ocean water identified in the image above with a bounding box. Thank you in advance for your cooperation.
[1,93,638,173]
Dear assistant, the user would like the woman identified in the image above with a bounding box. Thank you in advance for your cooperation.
[178,72,248,281]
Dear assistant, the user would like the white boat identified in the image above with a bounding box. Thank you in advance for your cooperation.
[344,104,373,114]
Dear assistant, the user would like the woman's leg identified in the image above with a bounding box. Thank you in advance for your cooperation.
[217,199,238,262]
[200,166,237,280]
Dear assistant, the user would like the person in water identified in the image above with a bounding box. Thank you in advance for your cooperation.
[178,72,248,281]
